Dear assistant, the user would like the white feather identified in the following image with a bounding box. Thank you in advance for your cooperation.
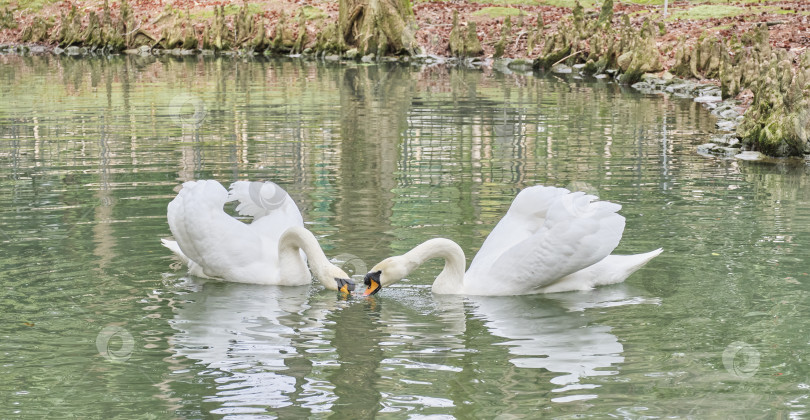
[368,185,661,296]
[162,180,348,289]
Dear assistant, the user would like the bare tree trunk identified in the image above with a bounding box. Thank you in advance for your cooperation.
[339,0,419,56]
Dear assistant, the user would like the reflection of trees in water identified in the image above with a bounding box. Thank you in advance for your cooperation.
[326,299,385,419]
[0,55,718,209]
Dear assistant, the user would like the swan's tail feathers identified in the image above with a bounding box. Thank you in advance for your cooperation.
[539,248,663,293]
[228,181,293,219]
[599,248,663,287]
[161,238,191,265]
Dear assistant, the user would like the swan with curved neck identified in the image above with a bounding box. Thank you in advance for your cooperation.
[276,226,355,291]
[363,185,662,296]
[163,180,354,293]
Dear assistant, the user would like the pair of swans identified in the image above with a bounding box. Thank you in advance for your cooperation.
[163,180,661,296]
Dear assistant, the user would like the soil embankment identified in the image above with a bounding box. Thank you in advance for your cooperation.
[1,0,809,158]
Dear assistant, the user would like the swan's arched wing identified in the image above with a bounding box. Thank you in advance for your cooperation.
[228,181,305,247]
[167,180,208,267]
[228,181,300,220]
[465,187,625,295]
[468,186,570,272]
[167,180,267,280]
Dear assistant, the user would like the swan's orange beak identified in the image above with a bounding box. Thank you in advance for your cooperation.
[363,271,382,296]
[363,279,380,296]
[335,278,355,294]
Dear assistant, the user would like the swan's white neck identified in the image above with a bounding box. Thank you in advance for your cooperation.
[278,226,340,289]
[401,238,467,294]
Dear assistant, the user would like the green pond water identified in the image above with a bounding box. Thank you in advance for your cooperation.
[1,54,810,418]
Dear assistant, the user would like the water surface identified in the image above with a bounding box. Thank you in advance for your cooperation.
[1,54,810,418]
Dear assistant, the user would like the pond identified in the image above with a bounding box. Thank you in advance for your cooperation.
[1,54,809,418]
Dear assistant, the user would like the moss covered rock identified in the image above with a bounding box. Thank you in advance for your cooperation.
[737,51,810,156]
[449,11,483,57]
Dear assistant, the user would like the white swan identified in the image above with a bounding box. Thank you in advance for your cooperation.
[363,185,662,296]
[162,180,354,292]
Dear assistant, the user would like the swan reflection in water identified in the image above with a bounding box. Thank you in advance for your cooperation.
[167,277,657,414]
[463,286,658,403]
[167,278,354,416]
[377,284,659,406]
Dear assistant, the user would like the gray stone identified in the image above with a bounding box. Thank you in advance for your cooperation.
[551,63,572,74]
[715,146,739,156]
[632,81,654,91]
[665,83,692,94]
[698,143,737,157]
[699,87,722,97]
[735,151,766,161]
[426,55,445,65]
[719,109,739,120]
[712,133,738,145]
[694,95,722,103]
[508,59,533,70]
[324,54,340,61]
[716,120,737,131]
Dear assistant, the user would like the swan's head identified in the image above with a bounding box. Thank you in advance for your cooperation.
[362,257,409,296]
[322,265,355,294]
[334,277,355,294]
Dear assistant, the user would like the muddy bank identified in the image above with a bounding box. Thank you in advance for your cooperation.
[1,0,809,160]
